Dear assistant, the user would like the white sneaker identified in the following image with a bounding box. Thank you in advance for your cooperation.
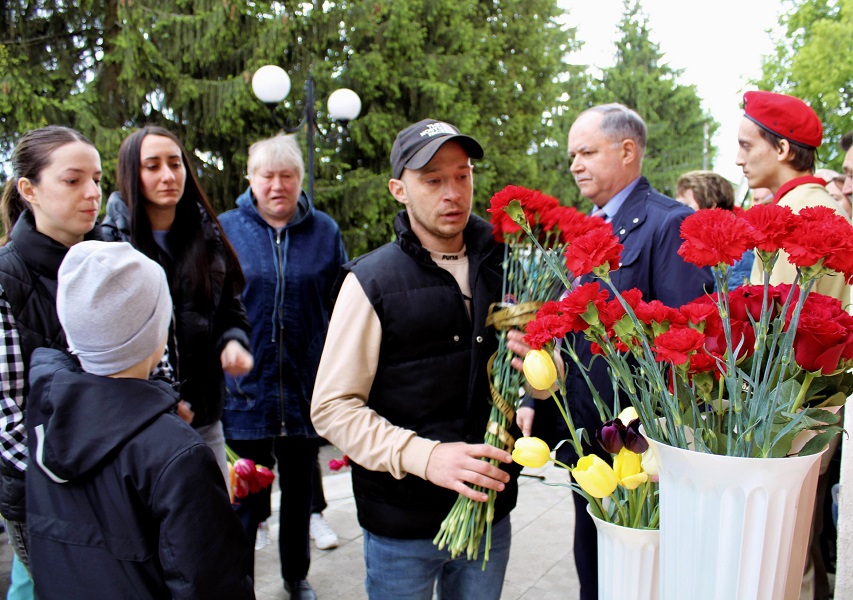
[309,513,339,550]
[255,521,270,550]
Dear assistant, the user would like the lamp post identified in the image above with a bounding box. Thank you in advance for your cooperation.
[251,65,361,202]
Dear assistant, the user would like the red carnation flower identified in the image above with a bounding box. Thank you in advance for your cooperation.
[564,227,623,279]
[524,313,570,349]
[556,208,609,244]
[558,282,610,330]
[680,301,718,327]
[652,326,706,366]
[678,209,754,268]
[785,206,853,271]
[687,351,723,376]
[634,299,684,328]
[739,204,796,253]
[487,185,539,241]
[524,285,608,348]
[598,297,627,331]
[539,204,575,234]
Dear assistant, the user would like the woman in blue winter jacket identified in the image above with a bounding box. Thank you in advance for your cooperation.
[218,134,347,599]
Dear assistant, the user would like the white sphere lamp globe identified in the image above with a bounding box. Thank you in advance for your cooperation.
[327,88,362,123]
[252,65,291,104]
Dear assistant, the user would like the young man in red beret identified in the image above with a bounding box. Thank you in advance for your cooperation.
[738,91,848,600]
[736,90,848,302]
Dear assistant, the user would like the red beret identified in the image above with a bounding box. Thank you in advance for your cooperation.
[743,91,823,149]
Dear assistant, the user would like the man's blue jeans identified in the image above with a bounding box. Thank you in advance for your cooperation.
[363,514,511,600]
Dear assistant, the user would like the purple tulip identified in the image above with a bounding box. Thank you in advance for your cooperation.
[596,420,625,454]
[624,419,649,454]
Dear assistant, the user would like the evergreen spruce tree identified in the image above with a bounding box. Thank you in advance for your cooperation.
[757,0,853,169]
[2,0,576,255]
[323,0,577,254]
[589,0,716,197]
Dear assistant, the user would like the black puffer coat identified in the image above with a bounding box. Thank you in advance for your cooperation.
[0,211,102,521]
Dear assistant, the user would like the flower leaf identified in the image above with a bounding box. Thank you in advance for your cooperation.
[799,429,843,456]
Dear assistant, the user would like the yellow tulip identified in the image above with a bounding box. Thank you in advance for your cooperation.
[617,406,639,424]
[571,455,618,498]
[523,349,558,390]
[511,436,552,469]
[613,447,648,490]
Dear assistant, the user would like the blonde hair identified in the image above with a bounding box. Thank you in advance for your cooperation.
[246,134,305,184]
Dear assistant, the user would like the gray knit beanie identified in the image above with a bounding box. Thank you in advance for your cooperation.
[57,241,172,376]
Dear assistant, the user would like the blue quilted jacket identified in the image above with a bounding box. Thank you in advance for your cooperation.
[218,188,347,439]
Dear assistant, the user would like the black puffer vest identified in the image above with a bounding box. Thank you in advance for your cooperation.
[345,211,521,538]
[0,211,101,520]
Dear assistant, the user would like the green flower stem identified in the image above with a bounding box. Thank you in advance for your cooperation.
[591,496,608,520]
[790,371,818,414]
[548,388,585,460]
[630,482,650,529]
[754,278,812,457]
[612,492,630,525]
[553,458,574,470]
[224,444,240,464]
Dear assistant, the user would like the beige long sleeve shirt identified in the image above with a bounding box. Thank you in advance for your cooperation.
[310,249,472,481]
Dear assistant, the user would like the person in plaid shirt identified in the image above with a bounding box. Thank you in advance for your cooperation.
[0,126,104,591]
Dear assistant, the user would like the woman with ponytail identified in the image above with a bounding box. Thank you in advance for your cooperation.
[0,126,103,592]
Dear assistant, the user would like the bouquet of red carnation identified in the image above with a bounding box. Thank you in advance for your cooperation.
[434,186,586,564]
[225,445,275,503]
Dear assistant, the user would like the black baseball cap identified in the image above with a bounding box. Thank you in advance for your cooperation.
[390,119,484,179]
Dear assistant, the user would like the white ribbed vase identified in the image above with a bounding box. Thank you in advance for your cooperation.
[588,507,660,600]
[654,441,822,600]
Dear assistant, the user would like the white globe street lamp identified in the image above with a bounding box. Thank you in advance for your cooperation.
[251,66,291,104]
[251,66,362,202]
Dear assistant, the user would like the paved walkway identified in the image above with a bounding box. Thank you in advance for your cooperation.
[254,447,581,599]
[0,449,581,599]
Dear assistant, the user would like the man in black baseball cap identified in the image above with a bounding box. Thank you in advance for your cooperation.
[390,118,484,179]
[312,118,526,599]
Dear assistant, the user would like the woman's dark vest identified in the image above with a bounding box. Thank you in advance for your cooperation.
[0,211,100,520]
[344,212,520,539]
[0,212,71,372]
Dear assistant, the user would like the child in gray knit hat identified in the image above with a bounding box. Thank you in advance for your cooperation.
[57,240,173,376]
[24,241,254,599]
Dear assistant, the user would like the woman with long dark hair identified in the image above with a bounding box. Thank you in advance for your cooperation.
[103,126,253,483]
[0,125,103,594]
